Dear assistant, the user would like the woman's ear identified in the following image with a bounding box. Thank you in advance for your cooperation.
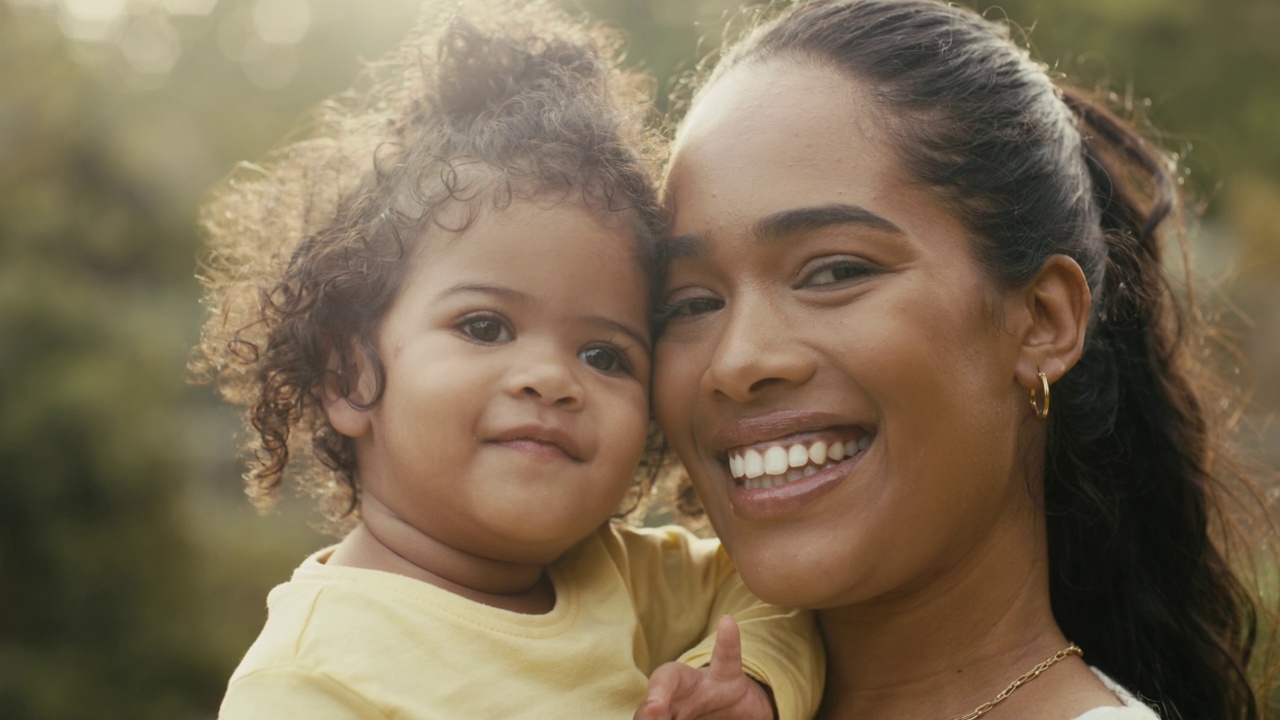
[1013,253,1092,388]
[323,349,373,439]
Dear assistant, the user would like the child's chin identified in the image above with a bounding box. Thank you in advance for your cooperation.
[489,528,598,564]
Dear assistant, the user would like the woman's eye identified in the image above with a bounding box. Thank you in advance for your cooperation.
[683,297,724,315]
[658,295,724,321]
[803,261,873,287]
[460,317,511,343]
[579,346,629,374]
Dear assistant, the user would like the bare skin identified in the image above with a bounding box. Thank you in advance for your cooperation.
[329,510,555,614]
[637,617,775,720]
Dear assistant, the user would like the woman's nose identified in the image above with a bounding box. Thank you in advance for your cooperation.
[704,296,816,403]
[503,344,585,410]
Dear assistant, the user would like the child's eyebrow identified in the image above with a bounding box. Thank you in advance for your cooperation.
[438,283,532,305]
[440,283,650,354]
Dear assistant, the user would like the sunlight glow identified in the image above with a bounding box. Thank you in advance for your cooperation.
[163,0,217,16]
[57,0,127,42]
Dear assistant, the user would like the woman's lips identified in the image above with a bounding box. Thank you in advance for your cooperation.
[722,435,872,521]
[708,410,859,451]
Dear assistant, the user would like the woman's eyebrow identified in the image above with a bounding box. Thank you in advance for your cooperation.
[663,203,902,261]
[754,203,903,241]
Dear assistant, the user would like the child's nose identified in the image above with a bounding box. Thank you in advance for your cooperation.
[505,349,585,410]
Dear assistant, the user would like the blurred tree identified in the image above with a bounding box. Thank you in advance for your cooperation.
[0,11,222,718]
[0,3,363,717]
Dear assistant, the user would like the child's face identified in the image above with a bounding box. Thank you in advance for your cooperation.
[333,200,652,566]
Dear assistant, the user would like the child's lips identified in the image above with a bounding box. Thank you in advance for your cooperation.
[488,423,583,461]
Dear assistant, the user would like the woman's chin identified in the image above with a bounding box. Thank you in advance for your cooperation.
[724,540,862,609]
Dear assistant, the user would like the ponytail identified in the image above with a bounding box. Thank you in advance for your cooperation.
[1046,88,1262,720]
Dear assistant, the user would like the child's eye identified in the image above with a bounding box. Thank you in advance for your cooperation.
[800,259,876,288]
[459,315,512,344]
[578,345,630,375]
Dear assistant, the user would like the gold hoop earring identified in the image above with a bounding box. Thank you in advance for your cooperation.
[1029,371,1051,420]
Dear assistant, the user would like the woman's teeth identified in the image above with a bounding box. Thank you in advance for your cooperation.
[728,436,872,490]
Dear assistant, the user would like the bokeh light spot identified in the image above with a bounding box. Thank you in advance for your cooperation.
[119,14,182,76]
[56,0,127,42]
[250,0,311,45]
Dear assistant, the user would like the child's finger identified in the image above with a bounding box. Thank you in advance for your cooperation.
[632,696,669,720]
[636,663,683,719]
[707,614,744,682]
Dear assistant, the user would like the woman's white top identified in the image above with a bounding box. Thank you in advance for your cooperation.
[1072,668,1161,719]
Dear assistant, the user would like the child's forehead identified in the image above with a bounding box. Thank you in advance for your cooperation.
[423,194,651,256]
[389,199,656,332]
[380,158,659,267]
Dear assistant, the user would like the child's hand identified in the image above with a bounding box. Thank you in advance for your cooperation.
[633,615,776,720]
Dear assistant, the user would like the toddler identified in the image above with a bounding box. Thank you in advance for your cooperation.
[191,3,821,719]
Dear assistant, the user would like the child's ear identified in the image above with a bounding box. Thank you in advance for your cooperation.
[323,350,373,439]
[1011,253,1092,389]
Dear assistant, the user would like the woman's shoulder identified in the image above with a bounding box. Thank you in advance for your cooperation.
[1069,668,1161,720]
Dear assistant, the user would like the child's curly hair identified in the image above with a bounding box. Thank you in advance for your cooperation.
[190,1,665,533]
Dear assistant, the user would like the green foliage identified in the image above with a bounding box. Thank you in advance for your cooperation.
[0,6,331,718]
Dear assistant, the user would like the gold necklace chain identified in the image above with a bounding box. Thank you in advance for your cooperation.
[949,643,1083,720]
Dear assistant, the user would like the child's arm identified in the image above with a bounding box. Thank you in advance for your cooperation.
[610,524,823,720]
[635,616,775,720]
[219,668,388,720]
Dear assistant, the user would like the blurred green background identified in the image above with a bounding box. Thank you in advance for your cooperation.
[0,0,1276,717]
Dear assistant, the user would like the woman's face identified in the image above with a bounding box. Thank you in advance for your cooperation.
[654,59,1040,609]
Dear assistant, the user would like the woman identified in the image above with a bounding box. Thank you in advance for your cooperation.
[653,1,1272,718]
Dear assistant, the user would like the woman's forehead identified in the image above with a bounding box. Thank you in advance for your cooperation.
[666,60,903,228]
[676,59,874,155]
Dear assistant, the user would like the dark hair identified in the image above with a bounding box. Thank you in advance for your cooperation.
[190,1,663,530]
[699,1,1273,717]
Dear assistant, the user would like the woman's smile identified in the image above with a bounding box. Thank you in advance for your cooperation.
[726,432,869,486]
[725,439,871,521]
[696,410,877,518]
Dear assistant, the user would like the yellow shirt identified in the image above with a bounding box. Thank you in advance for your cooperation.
[219,523,822,720]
